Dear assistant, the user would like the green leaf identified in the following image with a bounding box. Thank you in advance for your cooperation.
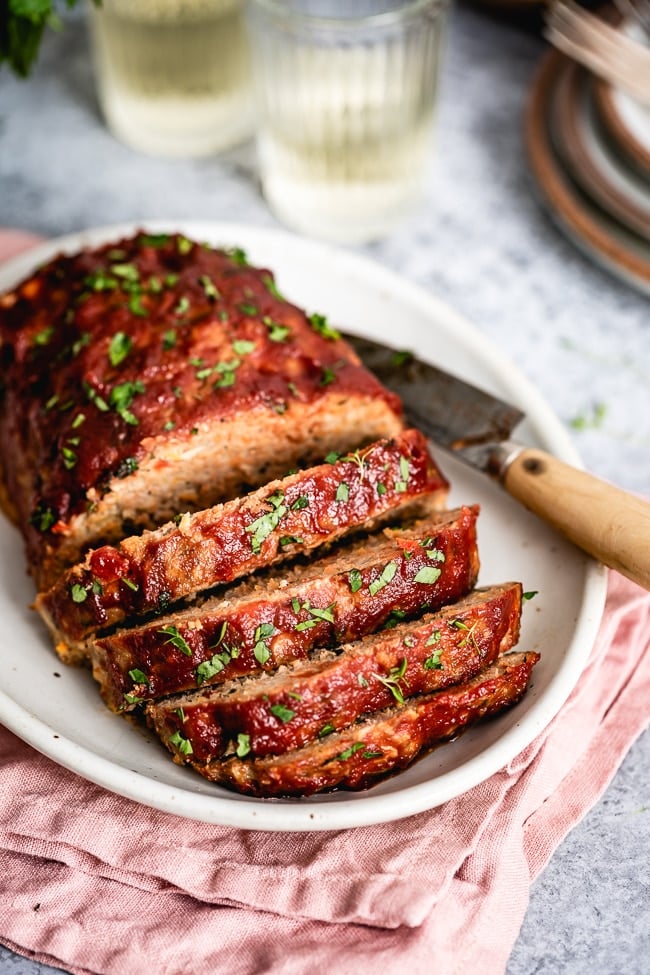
[236,733,251,758]
[269,703,295,723]
[108,331,132,367]
[195,653,228,684]
[369,561,398,597]
[232,339,255,356]
[335,482,349,503]
[128,668,149,684]
[199,274,219,300]
[348,569,362,593]
[337,742,365,761]
[523,590,539,601]
[309,312,340,341]
[158,625,192,657]
[169,730,193,755]
[424,650,443,671]
[413,566,442,585]
[70,583,87,603]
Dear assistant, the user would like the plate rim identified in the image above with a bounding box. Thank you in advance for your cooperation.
[0,220,608,831]
[525,49,650,296]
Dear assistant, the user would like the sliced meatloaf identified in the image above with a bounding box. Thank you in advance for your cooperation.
[94,505,480,711]
[37,429,449,660]
[149,582,522,762]
[0,231,404,589]
[162,652,539,796]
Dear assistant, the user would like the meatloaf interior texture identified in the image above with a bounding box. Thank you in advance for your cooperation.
[0,230,540,800]
[0,231,403,589]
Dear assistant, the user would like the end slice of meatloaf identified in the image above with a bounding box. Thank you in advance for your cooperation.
[94,505,480,711]
[0,231,404,589]
[36,428,449,660]
[164,652,540,797]
[149,582,522,763]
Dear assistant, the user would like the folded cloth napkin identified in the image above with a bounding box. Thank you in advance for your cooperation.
[1,232,649,975]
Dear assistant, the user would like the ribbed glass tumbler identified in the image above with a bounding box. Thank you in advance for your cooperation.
[246,0,448,243]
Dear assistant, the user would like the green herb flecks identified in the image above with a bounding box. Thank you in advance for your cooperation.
[169,730,193,755]
[309,312,341,341]
[269,703,295,723]
[263,316,290,343]
[236,733,251,758]
[109,380,145,426]
[372,657,408,704]
[177,236,193,255]
[335,482,349,503]
[253,622,274,666]
[70,583,87,603]
[263,274,285,300]
[199,274,220,301]
[158,625,192,657]
[108,331,132,367]
[226,247,249,266]
[128,668,149,685]
[523,590,539,601]
[413,565,442,585]
[245,491,286,553]
[33,325,54,346]
[175,296,190,316]
[294,601,336,631]
[337,742,365,761]
[369,561,398,597]
[424,649,443,671]
[29,502,56,532]
[348,568,362,593]
[138,233,170,248]
[162,329,177,350]
[232,339,255,356]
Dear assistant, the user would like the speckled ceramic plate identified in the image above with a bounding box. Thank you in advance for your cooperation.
[526,49,650,295]
[0,222,607,832]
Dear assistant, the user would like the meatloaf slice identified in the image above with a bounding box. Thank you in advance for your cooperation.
[149,582,522,763]
[0,231,403,589]
[94,505,480,711]
[165,652,540,796]
[37,429,449,659]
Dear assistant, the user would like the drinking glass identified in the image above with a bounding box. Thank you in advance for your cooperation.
[89,0,254,157]
[245,0,448,243]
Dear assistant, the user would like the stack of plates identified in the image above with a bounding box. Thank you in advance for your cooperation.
[525,40,650,294]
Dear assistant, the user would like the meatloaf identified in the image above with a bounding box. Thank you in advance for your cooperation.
[37,429,449,661]
[92,504,479,711]
[148,582,522,762]
[0,231,404,589]
[162,652,539,796]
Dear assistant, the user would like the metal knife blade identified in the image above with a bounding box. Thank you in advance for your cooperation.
[346,332,650,590]
[345,333,524,469]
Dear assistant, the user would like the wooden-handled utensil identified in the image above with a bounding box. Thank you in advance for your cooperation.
[348,334,650,591]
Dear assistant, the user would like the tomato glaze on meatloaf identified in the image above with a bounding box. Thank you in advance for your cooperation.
[0,231,403,588]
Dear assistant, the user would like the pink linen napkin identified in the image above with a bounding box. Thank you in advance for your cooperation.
[1,231,649,975]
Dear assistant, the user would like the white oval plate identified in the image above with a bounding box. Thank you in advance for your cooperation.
[0,222,607,832]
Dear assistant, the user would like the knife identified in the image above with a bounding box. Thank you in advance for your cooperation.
[347,333,650,591]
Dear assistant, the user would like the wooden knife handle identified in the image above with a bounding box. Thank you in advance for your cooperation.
[502,447,650,591]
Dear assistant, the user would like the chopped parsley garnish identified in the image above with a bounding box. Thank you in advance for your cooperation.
[377,482,387,496]
[263,317,290,343]
[357,673,369,688]
[34,326,54,346]
[61,445,77,469]
[238,302,258,316]
[138,232,170,248]
[162,329,177,350]
[45,394,59,411]
[71,413,86,429]
[423,649,443,670]
[121,577,139,592]
[318,723,335,738]
[320,367,336,386]
[84,269,118,292]
[158,625,192,657]
[253,622,274,665]
[413,566,442,585]
[109,380,145,425]
[236,733,251,758]
[523,590,539,601]
[212,359,241,389]
[425,629,441,646]
[335,482,349,503]
[232,339,255,356]
[85,383,109,413]
[163,421,175,431]
[70,583,87,603]
[128,668,149,684]
[369,561,398,597]
[111,262,139,283]
[372,657,408,704]
[279,535,303,547]
[348,568,362,593]
[363,750,383,759]
[337,742,365,761]
[30,503,56,532]
[269,703,295,723]
[108,331,132,367]
[177,236,193,255]
[425,547,446,562]
[71,332,91,357]
[245,495,287,553]
[290,495,309,511]
[196,652,230,684]
[263,274,284,300]
[175,706,186,722]
[309,312,340,340]
[199,274,219,300]
[169,730,193,755]
[391,350,414,367]
[128,293,148,317]
[324,451,340,464]
[226,246,249,266]
[116,456,139,478]
[123,693,144,707]
[175,296,190,316]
